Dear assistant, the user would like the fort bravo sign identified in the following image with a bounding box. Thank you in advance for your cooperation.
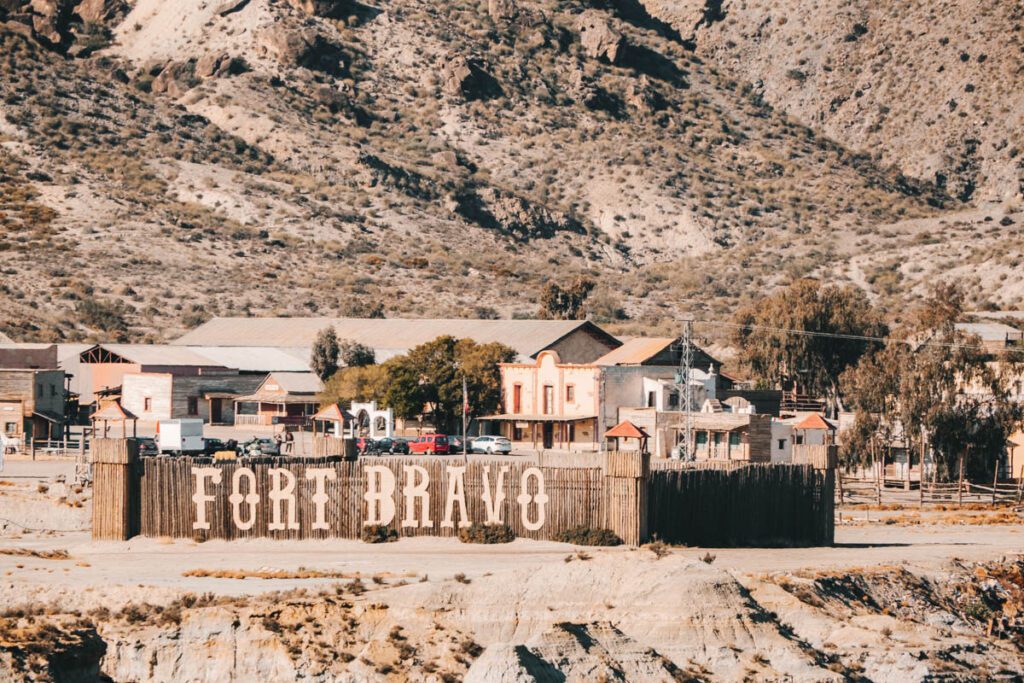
[191,464,551,533]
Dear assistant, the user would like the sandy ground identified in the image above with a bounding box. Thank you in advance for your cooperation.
[3,461,1024,681]
[1,458,1021,609]
[2,477,1022,612]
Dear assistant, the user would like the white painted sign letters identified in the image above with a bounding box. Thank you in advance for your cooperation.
[190,463,550,535]
[306,468,336,531]
[480,465,509,525]
[441,466,471,529]
[516,467,549,531]
[228,467,259,531]
[268,467,300,531]
[192,467,221,531]
[401,465,432,529]
[364,465,397,526]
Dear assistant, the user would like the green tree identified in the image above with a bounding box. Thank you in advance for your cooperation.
[319,364,389,406]
[339,338,375,367]
[539,277,595,320]
[310,326,339,380]
[733,279,888,417]
[383,336,517,433]
[841,283,1024,480]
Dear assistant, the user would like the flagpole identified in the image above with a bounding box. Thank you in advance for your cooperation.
[462,376,468,457]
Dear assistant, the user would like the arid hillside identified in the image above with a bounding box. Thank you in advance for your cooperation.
[0,0,1022,342]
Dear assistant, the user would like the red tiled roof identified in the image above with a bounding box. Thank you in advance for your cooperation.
[793,413,834,431]
[604,420,650,439]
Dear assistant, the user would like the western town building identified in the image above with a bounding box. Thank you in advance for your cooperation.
[0,367,68,444]
[0,344,69,447]
[172,317,622,364]
[232,372,324,427]
[482,338,735,452]
[74,344,312,425]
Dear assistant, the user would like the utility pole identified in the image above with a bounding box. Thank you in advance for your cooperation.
[675,318,695,460]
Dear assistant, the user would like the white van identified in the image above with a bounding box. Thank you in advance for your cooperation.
[158,419,205,454]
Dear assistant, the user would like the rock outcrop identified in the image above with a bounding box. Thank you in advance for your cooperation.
[149,61,198,98]
[195,52,247,79]
[439,55,502,100]
[456,187,586,240]
[75,0,125,24]
[285,0,351,18]
[28,0,74,45]
[256,26,347,75]
[576,9,624,63]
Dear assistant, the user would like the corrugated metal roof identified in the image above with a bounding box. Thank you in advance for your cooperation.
[57,344,92,362]
[84,344,227,367]
[172,317,614,361]
[594,337,676,366]
[188,346,310,372]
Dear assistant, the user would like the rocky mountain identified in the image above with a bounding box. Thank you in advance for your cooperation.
[0,0,1021,342]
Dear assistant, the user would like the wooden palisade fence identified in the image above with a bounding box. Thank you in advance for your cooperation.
[93,442,835,547]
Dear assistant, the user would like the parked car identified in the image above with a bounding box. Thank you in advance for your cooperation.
[366,437,409,455]
[240,437,279,457]
[137,437,159,457]
[449,435,464,452]
[408,433,450,455]
[470,435,512,455]
[203,438,229,456]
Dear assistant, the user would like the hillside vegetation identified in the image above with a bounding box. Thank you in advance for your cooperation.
[0,0,1021,342]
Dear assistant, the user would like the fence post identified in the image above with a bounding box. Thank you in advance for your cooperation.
[992,459,999,507]
[957,456,964,508]
[603,451,650,546]
[91,438,140,540]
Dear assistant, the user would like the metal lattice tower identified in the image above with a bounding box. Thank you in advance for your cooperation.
[675,318,695,460]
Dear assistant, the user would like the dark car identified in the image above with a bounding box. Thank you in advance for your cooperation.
[203,438,229,456]
[137,437,158,457]
[368,437,410,455]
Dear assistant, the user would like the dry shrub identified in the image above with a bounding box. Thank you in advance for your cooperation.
[457,523,515,544]
[552,526,622,546]
[0,548,70,560]
[361,524,398,544]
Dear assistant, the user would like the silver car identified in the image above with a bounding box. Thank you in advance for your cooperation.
[471,435,512,455]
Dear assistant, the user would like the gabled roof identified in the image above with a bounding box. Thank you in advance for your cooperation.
[604,420,649,439]
[793,413,835,431]
[594,337,675,366]
[313,403,354,422]
[172,317,620,362]
[262,372,323,395]
[91,399,137,421]
[80,344,226,367]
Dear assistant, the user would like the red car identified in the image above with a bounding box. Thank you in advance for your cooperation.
[408,434,450,455]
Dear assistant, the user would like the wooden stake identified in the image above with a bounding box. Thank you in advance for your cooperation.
[957,455,965,508]
[992,457,999,507]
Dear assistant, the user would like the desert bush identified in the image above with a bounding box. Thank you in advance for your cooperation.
[361,524,398,544]
[552,526,622,546]
[458,523,515,544]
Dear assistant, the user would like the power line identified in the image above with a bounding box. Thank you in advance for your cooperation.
[686,319,997,352]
